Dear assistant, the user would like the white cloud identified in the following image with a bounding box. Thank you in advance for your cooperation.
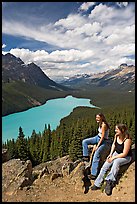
[5,48,95,79]
[89,3,134,26]
[9,48,94,63]
[116,2,128,7]
[68,22,102,37]
[2,44,6,48]
[117,57,135,66]
[78,2,96,12]
[89,3,114,22]
[54,14,86,30]
[110,44,135,56]
[2,2,135,80]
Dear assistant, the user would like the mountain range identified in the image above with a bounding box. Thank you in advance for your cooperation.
[61,64,135,91]
[2,53,69,91]
[2,53,135,116]
[2,53,71,116]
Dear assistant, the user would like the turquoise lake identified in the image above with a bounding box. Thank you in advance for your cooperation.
[2,95,98,143]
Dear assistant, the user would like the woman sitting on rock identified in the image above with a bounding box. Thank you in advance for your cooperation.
[82,112,110,180]
[91,123,132,196]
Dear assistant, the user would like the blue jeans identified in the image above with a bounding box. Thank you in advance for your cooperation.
[82,135,108,176]
[94,151,132,187]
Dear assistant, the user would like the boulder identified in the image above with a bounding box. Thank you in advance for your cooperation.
[2,159,33,196]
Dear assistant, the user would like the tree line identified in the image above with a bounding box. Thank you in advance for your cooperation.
[2,105,135,166]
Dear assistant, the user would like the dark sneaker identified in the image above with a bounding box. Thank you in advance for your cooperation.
[88,174,97,180]
[91,185,100,190]
[105,180,115,196]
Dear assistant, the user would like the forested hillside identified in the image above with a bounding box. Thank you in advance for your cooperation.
[2,55,135,165]
[2,81,70,116]
[3,95,135,166]
[2,53,71,116]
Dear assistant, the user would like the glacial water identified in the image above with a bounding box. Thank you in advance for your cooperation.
[2,95,98,143]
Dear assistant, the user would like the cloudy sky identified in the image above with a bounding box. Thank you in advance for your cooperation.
[2,2,135,81]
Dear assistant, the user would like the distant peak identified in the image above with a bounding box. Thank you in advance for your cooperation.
[120,63,127,67]
[5,53,17,59]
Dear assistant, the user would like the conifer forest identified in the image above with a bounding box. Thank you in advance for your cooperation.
[3,101,135,166]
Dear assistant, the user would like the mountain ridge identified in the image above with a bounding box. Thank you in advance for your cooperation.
[2,53,71,116]
[2,53,135,116]
[61,64,135,91]
[2,53,70,91]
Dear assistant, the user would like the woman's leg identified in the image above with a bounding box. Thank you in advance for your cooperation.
[105,155,132,182]
[104,154,131,196]
[91,142,109,177]
[94,160,112,187]
[82,135,99,157]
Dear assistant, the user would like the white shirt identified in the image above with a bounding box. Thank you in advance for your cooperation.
[98,126,109,139]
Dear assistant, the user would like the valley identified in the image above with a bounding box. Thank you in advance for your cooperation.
[2,53,135,116]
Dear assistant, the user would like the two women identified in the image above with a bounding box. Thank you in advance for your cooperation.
[82,113,110,179]
[91,123,132,196]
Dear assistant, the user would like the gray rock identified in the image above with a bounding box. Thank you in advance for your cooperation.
[2,159,33,195]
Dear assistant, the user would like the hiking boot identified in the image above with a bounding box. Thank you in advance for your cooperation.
[88,174,97,180]
[105,180,115,196]
[91,185,100,190]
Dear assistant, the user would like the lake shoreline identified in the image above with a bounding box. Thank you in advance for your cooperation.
[2,95,97,143]
[3,92,101,118]
[2,93,70,117]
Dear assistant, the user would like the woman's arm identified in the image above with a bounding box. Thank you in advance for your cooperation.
[95,123,106,150]
[107,135,116,159]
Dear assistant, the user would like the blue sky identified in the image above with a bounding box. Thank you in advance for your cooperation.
[2,2,135,81]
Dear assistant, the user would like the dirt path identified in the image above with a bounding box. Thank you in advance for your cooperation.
[3,161,135,202]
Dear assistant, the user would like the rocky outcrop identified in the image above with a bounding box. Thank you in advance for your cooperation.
[2,144,135,201]
[32,155,73,179]
[2,159,33,197]
[2,143,111,195]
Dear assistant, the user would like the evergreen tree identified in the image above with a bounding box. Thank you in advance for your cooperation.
[29,130,38,165]
[7,139,17,159]
[58,123,69,157]
[36,132,42,164]
[58,133,64,157]
[69,122,83,161]
[16,126,29,161]
[50,131,59,160]
[42,124,51,162]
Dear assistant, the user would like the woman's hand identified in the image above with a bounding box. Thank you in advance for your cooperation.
[106,154,112,159]
[107,157,114,163]
[94,145,98,151]
[106,154,113,163]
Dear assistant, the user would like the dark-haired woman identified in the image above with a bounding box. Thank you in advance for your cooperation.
[91,123,132,196]
[82,113,110,179]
